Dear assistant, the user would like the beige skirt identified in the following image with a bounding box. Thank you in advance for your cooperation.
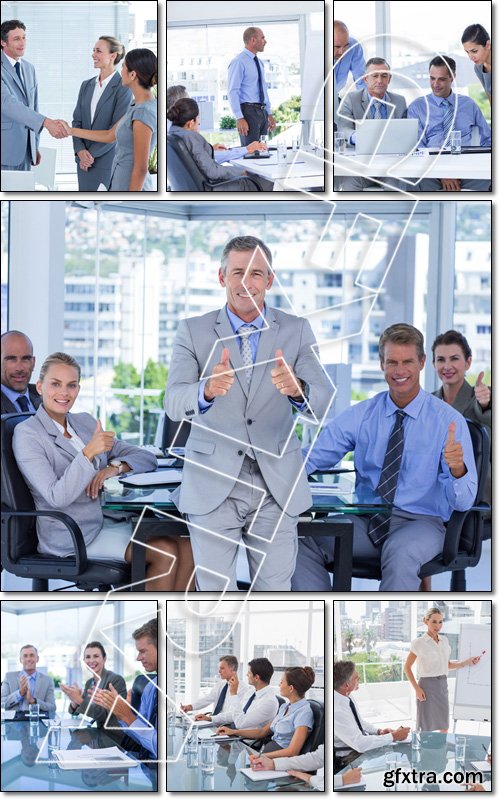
[417,675,449,730]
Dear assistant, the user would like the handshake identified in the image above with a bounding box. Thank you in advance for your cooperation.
[43,118,71,139]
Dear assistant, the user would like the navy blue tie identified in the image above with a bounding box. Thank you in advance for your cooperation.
[213,682,228,716]
[17,395,30,413]
[254,56,265,105]
[14,61,27,96]
[368,410,406,546]
[243,693,256,713]
[349,698,366,735]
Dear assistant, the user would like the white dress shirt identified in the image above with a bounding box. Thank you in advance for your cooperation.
[410,633,451,677]
[90,72,116,123]
[334,690,393,753]
[224,683,279,729]
[190,677,248,724]
[275,744,324,791]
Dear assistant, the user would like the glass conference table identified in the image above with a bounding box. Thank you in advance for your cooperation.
[336,732,491,792]
[102,471,388,591]
[167,724,313,792]
[1,715,157,792]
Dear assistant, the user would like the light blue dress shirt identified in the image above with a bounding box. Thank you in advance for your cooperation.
[334,37,366,93]
[120,675,157,757]
[227,49,272,118]
[16,670,38,708]
[1,384,37,412]
[270,698,313,748]
[214,146,248,163]
[407,92,491,147]
[305,389,477,522]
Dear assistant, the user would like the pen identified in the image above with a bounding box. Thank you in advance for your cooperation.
[482,745,488,753]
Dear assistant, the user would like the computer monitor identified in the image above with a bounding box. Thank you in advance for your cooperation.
[355,118,419,155]
[154,412,191,454]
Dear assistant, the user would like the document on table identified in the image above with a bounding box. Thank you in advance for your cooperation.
[361,752,410,772]
[189,719,215,728]
[470,761,491,772]
[51,746,137,770]
[336,779,367,790]
[239,767,291,781]
[119,469,183,486]
[1,709,16,720]
[390,733,412,744]
[41,716,94,728]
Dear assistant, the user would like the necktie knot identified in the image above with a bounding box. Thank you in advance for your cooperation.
[17,395,30,413]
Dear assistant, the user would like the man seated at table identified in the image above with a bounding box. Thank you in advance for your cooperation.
[212,657,279,728]
[407,56,491,192]
[1,644,56,713]
[335,660,410,756]
[180,655,248,723]
[337,57,407,192]
[93,618,158,758]
[292,323,477,591]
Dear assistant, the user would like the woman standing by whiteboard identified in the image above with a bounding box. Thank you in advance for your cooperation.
[404,607,482,732]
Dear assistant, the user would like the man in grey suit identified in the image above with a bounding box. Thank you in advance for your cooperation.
[1,330,41,414]
[337,58,407,191]
[1,644,56,712]
[1,19,68,171]
[165,235,331,590]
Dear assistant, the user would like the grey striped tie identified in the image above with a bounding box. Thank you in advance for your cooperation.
[368,410,406,546]
[441,98,454,143]
[237,324,257,385]
[373,100,383,119]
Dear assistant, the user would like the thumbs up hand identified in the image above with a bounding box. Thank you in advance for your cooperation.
[271,349,304,399]
[474,371,491,410]
[83,419,116,461]
[204,347,235,401]
[444,421,466,478]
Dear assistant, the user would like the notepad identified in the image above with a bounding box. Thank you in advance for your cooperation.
[336,780,367,790]
[119,469,183,486]
[470,761,491,772]
[51,746,137,770]
[239,767,291,781]
[1,710,16,720]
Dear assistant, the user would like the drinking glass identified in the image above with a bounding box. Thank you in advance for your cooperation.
[200,739,216,773]
[450,130,462,154]
[28,703,40,721]
[455,735,466,764]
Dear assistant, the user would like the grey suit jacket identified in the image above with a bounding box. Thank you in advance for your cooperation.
[1,384,41,414]
[1,51,45,168]
[168,125,244,184]
[72,72,132,190]
[12,405,157,557]
[165,305,331,516]
[339,88,407,132]
[70,668,126,727]
[1,670,56,712]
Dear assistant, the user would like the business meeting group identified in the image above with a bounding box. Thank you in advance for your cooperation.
[334,17,492,192]
[1,617,158,791]
[168,653,324,791]
[0,232,492,593]
[1,17,157,191]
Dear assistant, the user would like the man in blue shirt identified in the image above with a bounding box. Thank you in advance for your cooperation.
[334,20,366,94]
[292,324,477,591]
[1,330,41,414]
[94,618,157,759]
[408,56,491,191]
[227,27,276,146]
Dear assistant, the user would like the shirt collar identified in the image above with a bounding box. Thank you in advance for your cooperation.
[5,53,21,68]
[225,304,267,333]
[364,89,387,105]
[385,387,426,419]
[1,383,30,404]
[428,91,456,108]
[95,71,116,90]
[22,670,37,679]
[243,48,258,60]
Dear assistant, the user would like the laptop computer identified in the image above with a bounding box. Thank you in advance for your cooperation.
[355,119,419,155]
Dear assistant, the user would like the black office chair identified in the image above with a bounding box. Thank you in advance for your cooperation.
[130,673,155,711]
[1,412,131,591]
[167,133,263,192]
[302,699,324,753]
[161,412,191,451]
[350,419,491,591]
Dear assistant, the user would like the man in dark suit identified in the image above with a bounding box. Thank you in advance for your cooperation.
[1,330,41,414]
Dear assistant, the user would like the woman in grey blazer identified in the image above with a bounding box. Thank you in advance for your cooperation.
[60,641,126,728]
[72,36,132,191]
[167,98,273,191]
[12,352,195,591]
[67,49,157,191]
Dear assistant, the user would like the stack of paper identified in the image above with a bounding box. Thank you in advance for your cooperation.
[239,767,292,781]
[51,746,137,770]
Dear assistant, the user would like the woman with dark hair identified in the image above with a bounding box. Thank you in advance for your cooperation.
[462,24,491,103]
[67,48,157,190]
[167,97,273,191]
[217,666,315,759]
[60,641,127,727]
[72,36,132,190]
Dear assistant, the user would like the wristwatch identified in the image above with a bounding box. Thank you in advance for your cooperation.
[109,459,125,475]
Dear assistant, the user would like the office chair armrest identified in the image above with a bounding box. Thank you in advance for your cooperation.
[309,468,355,481]
[442,507,482,566]
[203,175,263,191]
[2,508,88,573]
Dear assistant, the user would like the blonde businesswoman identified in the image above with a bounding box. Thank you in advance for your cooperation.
[67,49,157,191]
[462,24,491,104]
[217,667,315,759]
[12,352,194,590]
[404,607,482,732]
[72,36,132,190]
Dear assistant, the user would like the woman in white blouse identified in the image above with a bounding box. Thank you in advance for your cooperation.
[404,607,482,732]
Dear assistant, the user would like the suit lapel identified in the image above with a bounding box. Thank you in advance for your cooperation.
[93,72,119,124]
[214,308,248,396]
[3,54,27,100]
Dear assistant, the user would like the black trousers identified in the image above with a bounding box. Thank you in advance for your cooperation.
[239,103,269,146]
